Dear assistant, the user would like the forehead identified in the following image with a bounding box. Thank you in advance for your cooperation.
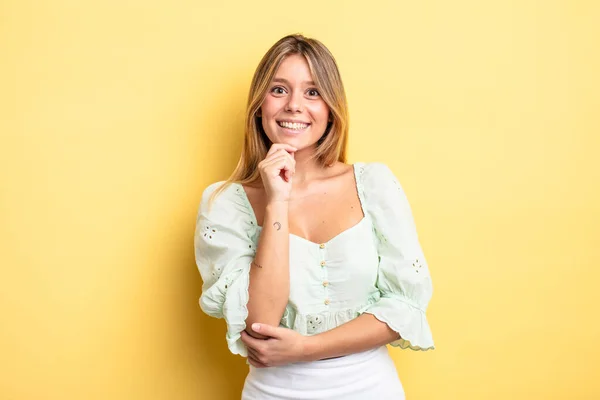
[273,54,314,83]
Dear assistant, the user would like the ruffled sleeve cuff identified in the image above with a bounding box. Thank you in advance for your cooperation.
[362,294,435,351]
[199,259,252,357]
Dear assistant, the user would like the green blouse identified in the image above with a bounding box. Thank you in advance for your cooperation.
[194,162,435,357]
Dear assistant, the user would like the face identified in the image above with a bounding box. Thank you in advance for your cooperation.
[259,54,330,150]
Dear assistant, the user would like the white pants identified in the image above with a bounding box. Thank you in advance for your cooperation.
[241,346,405,400]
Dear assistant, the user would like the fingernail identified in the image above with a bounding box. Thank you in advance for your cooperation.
[252,323,261,331]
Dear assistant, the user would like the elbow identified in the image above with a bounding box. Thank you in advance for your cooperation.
[244,289,288,338]
[244,306,286,339]
[244,313,284,339]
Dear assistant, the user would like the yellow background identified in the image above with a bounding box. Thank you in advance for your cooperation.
[1,0,598,399]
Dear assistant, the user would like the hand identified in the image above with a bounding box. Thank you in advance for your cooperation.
[241,323,311,368]
[258,144,296,203]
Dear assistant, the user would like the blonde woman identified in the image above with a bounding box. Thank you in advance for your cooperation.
[194,34,435,399]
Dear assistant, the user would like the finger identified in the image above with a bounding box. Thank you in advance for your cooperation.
[264,150,295,169]
[241,329,263,349]
[263,157,295,179]
[264,148,296,166]
[240,330,251,345]
[268,143,297,156]
[247,355,267,368]
[246,346,268,367]
[263,144,296,169]
[260,152,295,184]
[262,158,289,178]
[246,345,262,361]
[262,153,290,166]
[278,160,294,182]
[265,147,295,159]
[283,149,296,166]
[252,323,282,339]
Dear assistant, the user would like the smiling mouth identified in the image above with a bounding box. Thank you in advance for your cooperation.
[277,121,310,131]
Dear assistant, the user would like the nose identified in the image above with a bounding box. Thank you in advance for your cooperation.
[285,90,303,113]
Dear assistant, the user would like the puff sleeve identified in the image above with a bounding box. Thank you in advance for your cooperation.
[194,181,257,357]
[360,163,435,351]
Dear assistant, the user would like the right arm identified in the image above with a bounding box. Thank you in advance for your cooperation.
[245,200,289,339]
[245,144,296,339]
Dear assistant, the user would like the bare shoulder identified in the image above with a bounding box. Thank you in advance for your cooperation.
[321,161,355,182]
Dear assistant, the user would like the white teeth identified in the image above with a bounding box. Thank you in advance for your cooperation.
[278,121,309,130]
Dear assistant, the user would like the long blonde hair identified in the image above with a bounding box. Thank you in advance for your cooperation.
[211,34,349,201]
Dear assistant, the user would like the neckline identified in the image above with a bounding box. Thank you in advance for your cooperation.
[235,163,367,247]
[259,215,368,247]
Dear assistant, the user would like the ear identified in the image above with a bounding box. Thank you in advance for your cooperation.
[256,108,262,117]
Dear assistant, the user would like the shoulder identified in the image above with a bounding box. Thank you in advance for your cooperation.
[355,162,411,209]
[201,180,228,201]
[356,162,399,191]
[200,181,226,208]
[361,161,394,175]
[199,180,251,221]
[321,161,355,180]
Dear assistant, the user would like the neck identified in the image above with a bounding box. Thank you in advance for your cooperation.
[291,146,324,186]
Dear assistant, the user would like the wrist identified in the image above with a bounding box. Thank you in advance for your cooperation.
[266,199,289,207]
[265,201,289,215]
[302,334,323,362]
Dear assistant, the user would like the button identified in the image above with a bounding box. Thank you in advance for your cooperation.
[320,261,326,267]
[322,281,329,287]
[324,299,330,305]
[319,243,325,249]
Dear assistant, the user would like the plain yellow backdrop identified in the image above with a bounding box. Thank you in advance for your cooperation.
[1,0,598,399]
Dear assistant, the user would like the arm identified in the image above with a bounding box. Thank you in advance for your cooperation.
[240,314,401,367]
[304,313,400,361]
[244,143,297,339]
[245,200,290,339]
[195,183,293,354]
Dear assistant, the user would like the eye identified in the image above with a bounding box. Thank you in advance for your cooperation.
[271,86,287,95]
[307,88,320,97]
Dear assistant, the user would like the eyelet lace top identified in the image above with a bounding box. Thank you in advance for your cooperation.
[194,162,435,357]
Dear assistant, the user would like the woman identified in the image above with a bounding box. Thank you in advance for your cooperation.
[195,34,434,399]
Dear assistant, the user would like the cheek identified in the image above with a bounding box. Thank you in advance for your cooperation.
[261,97,282,119]
[311,103,330,124]
[307,100,329,121]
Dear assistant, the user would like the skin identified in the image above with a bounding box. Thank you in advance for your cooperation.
[241,54,401,368]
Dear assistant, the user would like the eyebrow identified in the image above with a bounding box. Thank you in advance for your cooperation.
[272,77,316,86]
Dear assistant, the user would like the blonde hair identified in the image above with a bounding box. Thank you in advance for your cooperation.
[211,33,349,201]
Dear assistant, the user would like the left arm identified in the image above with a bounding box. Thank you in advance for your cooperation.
[241,313,400,367]
[304,313,400,360]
